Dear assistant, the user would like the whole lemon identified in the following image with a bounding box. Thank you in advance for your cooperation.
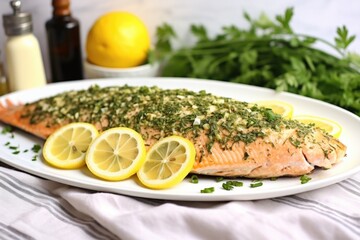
[86,12,150,68]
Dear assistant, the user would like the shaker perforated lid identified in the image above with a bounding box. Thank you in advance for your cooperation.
[2,0,33,36]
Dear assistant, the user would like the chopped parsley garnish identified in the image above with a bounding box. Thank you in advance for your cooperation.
[300,175,312,184]
[1,126,13,134]
[200,187,215,193]
[31,144,41,153]
[215,177,224,182]
[2,132,41,161]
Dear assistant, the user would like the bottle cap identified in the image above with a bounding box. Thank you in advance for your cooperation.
[2,0,33,36]
[52,0,71,16]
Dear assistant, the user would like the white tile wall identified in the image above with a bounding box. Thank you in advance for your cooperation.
[0,0,359,79]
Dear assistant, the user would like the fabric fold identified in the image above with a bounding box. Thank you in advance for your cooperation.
[1,163,360,240]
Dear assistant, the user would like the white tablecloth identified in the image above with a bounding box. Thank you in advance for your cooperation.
[1,161,359,240]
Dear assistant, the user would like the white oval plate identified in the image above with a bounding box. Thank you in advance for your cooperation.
[0,78,359,201]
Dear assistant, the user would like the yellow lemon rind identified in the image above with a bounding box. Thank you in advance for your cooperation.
[86,12,150,68]
[137,136,196,190]
[42,122,99,169]
[253,100,294,119]
[293,115,342,138]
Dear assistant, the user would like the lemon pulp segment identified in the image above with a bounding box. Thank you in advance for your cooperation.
[137,136,195,189]
[86,127,146,181]
[43,123,99,169]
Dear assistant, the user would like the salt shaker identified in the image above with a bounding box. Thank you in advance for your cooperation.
[2,0,47,92]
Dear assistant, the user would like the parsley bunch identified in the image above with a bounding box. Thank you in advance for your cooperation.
[151,8,360,116]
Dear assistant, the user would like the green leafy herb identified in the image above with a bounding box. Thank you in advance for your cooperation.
[200,187,215,193]
[148,23,177,63]
[1,126,13,134]
[335,26,356,50]
[31,144,41,153]
[190,175,199,184]
[152,8,360,116]
[300,175,312,184]
[215,177,224,182]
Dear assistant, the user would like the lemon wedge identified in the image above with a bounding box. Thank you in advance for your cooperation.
[137,136,196,189]
[43,123,99,169]
[254,100,294,119]
[85,127,146,181]
[293,115,342,138]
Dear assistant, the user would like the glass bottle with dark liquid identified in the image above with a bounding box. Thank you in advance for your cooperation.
[46,0,83,82]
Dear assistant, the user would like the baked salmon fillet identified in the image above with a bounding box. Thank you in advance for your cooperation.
[0,85,346,178]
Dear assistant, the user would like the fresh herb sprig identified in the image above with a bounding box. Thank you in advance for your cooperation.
[152,7,360,116]
[300,175,312,184]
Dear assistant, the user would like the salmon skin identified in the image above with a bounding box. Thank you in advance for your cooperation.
[0,85,346,178]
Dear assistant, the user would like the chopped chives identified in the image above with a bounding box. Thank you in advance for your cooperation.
[200,187,215,193]
[222,183,234,191]
[250,181,263,188]
[226,180,243,187]
[190,175,199,184]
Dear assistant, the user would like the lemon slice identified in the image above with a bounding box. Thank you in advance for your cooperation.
[85,127,146,181]
[43,123,99,169]
[137,136,196,189]
[254,100,294,119]
[293,115,342,138]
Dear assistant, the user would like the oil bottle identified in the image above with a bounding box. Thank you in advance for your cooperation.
[46,0,83,82]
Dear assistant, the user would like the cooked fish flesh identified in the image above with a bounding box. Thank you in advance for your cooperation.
[0,85,347,178]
